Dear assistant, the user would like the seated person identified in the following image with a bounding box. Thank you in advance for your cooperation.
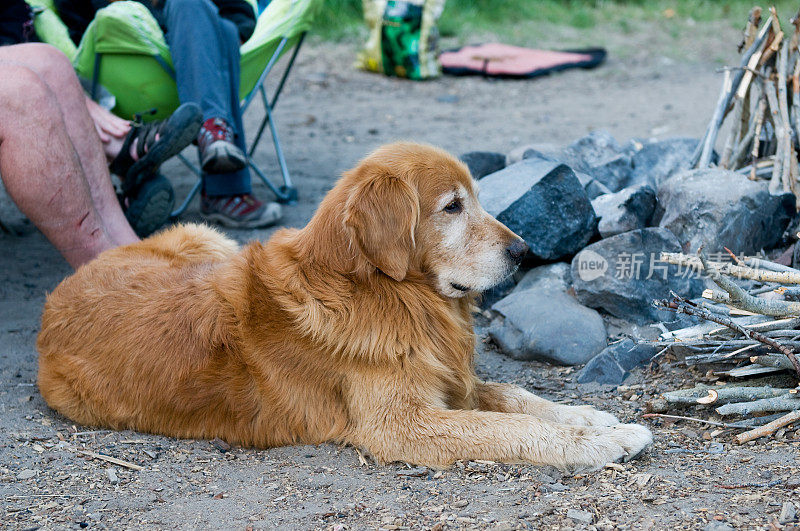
[0,42,200,265]
[56,0,283,229]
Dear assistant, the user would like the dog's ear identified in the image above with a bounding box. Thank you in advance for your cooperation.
[344,167,419,282]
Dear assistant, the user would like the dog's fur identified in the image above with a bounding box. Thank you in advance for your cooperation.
[37,143,652,471]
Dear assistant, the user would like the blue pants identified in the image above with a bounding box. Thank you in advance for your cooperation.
[163,0,251,197]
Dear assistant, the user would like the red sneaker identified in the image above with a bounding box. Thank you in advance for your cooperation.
[197,117,247,173]
[200,193,282,229]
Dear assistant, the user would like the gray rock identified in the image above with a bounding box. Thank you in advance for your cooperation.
[460,151,506,180]
[571,227,702,324]
[17,469,36,480]
[576,171,613,199]
[562,130,622,169]
[479,159,597,261]
[489,288,607,365]
[480,274,518,309]
[576,351,627,385]
[591,185,657,238]
[577,338,659,384]
[566,509,594,524]
[506,142,562,166]
[703,523,734,531]
[779,501,797,524]
[512,262,572,294]
[630,137,700,188]
[586,153,633,192]
[658,169,794,255]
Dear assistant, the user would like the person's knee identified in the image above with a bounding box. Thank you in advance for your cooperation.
[24,44,77,87]
[165,0,219,20]
[0,65,57,118]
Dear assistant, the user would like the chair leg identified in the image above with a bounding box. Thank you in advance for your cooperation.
[170,154,203,218]
[243,33,307,205]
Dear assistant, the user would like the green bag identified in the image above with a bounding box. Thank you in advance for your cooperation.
[357,0,444,80]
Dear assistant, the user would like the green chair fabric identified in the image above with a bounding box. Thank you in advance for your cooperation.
[26,0,78,60]
[69,0,318,120]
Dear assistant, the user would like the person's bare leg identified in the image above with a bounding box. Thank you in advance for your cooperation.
[0,43,137,245]
[0,64,134,267]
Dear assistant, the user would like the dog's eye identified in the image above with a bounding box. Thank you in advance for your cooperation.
[443,199,462,213]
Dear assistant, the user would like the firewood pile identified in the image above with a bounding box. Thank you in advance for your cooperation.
[693,6,800,206]
[648,247,800,444]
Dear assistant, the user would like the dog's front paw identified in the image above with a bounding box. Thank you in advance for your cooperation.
[556,423,653,474]
[607,423,653,462]
[557,405,620,427]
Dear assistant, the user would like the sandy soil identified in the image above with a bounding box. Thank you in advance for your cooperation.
[2,34,800,529]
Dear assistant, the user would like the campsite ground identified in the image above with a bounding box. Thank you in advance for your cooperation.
[2,21,800,530]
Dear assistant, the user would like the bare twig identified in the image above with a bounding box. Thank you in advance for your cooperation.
[641,413,752,429]
[735,409,800,443]
[654,292,800,378]
[77,450,143,471]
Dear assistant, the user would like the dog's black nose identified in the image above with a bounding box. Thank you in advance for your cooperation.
[506,240,528,264]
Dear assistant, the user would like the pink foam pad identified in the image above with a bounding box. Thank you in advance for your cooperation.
[440,43,596,76]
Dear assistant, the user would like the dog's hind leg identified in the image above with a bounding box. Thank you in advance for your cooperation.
[124,222,239,264]
[473,382,621,427]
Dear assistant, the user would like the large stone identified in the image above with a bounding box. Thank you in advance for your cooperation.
[460,151,506,180]
[575,171,612,200]
[576,352,626,385]
[479,274,518,310]
[577,338,659,384]
[591,185,656,238]
[562,130,622,169]
[571,227,702,324]
[512,262,571,294]
[658,169,794,255]
[479,159,597,260]
[629,137,700,188]
[489,288,607,365]
[506,142,562,166]
[585,153,633,193]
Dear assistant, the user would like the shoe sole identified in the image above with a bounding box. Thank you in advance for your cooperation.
[125,176,175,237]
[201,205,281,229]
[127,103,204,187]
[200,141,247,173]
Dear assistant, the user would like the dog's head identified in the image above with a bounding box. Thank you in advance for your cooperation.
[339,142,528,298]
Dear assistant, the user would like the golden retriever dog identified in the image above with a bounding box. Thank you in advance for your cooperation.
[37,142,652,472]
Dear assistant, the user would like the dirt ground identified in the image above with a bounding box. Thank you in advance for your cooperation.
[3,32,800,530]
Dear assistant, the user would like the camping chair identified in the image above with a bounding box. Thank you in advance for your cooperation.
[28,0,319,213]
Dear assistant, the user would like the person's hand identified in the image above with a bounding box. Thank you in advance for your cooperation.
[84,95,130,143]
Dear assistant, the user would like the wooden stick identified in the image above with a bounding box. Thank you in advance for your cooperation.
[749,96,769,177]
[721,97,745,168]
[77,450,144,471]
[642,413,752,429]
[694,386,792,405]
[735,409,800,443]
[744,257,800,274]
[716,396,800,416]
[752,354,797,370]
[776,40,794,193]
[660,252,800,284]
[764,78,785,193]
[655,296,799,366]
[699,249,800,324]
[739,6,763,53]
[692,18,773,168]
